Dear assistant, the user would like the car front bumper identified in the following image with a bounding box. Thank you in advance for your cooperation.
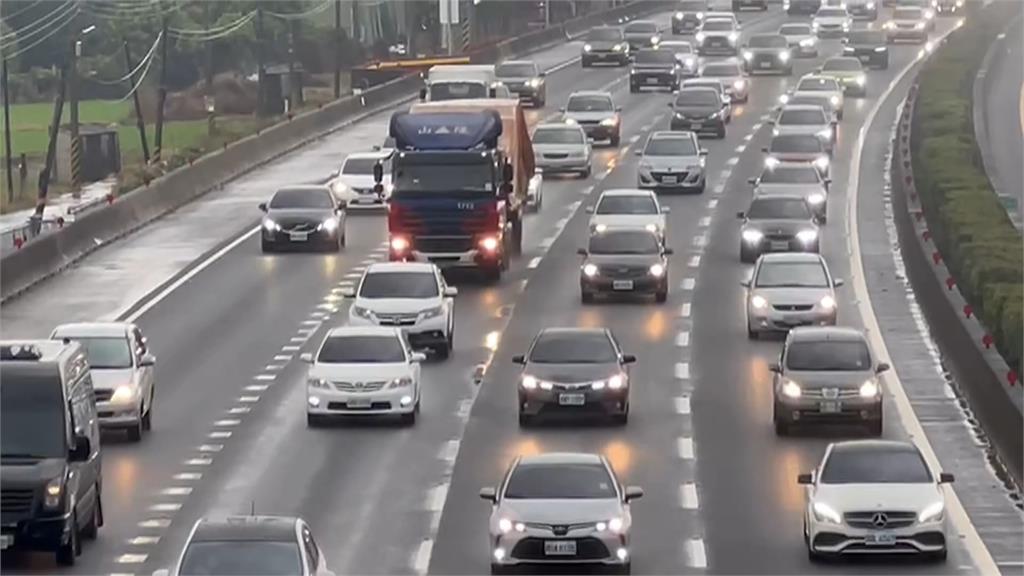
[743,236,820,257]
[698,38,739,55]
[1,512,72,552]
[582,274,667,295]
[96,399,142,427]
[638,169,705,190]
[537,155,590,173]
[583,50,629,63]
[808,521,946,556]
[263,227,338,246]
[670,116,725,136]
[815,25,849,38]
[577,123,618,140]
[307,386,417,416]
[519,387,629,417]
[887,28,928,42]
[631,71,678,89]
[348,315,448,348]
[491,532,630,567]
[744,54,792,73]
[748,304,836,332]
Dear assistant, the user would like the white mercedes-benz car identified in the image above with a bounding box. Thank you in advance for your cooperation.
[480,452,643,574]
[586,189,669,242]
[302,326,425,426]
[800,440,954,561]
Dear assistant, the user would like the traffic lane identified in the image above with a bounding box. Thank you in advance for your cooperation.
[981,17,1023,219]
[690,19,974,574]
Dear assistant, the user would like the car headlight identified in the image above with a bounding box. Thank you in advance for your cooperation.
[751,295,768,309]
[743,51,754,60]
[814,156,829,170]
[650,35,660,45]
[778,93,790,104]
[528,77,541,88]
[351,305,373,319]
[262,218,280,232]
[675,11,684,19]
[594,223,608,233]
[390,235,410,253]
[728,32,739,43]
[859,378,880,398]
[389,376,414,389]
[609,373,627,390]
[44,477,63,509]
[800,37,816,47]
[695,32,706,42]
[855,74,866,86]
[696,11,704,19]
[782,379,802,398]
[742,229,763,243]
[812,501,842,524]
[842,22,850,31]
[308,377,329,389]
[596,517,625,533]
[874,46,887,52]
[584,43,593,52]
[819,294,836,310]
[867,1,875,7]
[918,501,944,523]
[883,21,895,29]
[600,118,618,127]
[779,50,791,62]
[521,375,538,390]
[915,21,925,29]
[645,223,659,234]
[817,127,833,139]
[332,181,350,194]
[649,263,665,277]
[318,217,339,232]
[685,57,696,68]
[765,157,780,169]
[111,385,135,404]
[829,95,840,106]
[807,193,825,205]
[925,9,934,19]
[498,518,526,533]
[583,263,599,277]
[565,117,578,125]
[733,79,745,91]
[613,43,624,52]
[420,305,443,319]
[812,21,820,30]
[796,229,818,243]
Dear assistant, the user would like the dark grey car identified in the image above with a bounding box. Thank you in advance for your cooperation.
[581,27,630,67]
[742,34,793,75]
[630,49,684,92]
[669,87,729,138]
[513,328,636,426]
[623,20,662,51]
[737,194,821,263]
[260,186,346,253]
[578,229,673,303]
[672,0,708,34]
[496,60,546,107]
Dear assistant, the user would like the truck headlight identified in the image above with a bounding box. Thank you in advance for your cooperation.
[44,477,64,509]
[855,75,866,86]
[859,379,880,398]
[742,229,763,243]
[695,32,706,42]
[829,95,840,106]
[728,32,739,43]
[390,235,410,253]
[675,11,684,19]
[696,11,704,19]
[779,50,791,61]
[796,229,818,244]
[782,379,802,398]
[479,236,500,252]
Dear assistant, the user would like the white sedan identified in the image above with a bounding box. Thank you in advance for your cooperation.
[586,189,669,242]
[327,149,392,209]
[302,326,425,426]
[800,440,953,561]
[792,75,846,120]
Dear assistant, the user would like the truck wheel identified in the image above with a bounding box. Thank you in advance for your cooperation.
[56,513,80,566]
[512,216,523,255]
[611,133,621,147]
[483,265,502,283]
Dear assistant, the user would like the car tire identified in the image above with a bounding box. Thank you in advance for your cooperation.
[630,84,639,94]
[142,396,153,431]
[306,413,327,428]
[611,133,621,147]
[807,545,825,563]
[483,264,502,284]
[867,417,883,437]
[126,413,143,442]
[490,563,507,575]
[582,58,591,68]
[740,246,755,263]
[747,324,759,340]
[82,491,101,540]
[929,548,948,563]
[518,411,532,427]
[774,418,789,436]
[400,411,416,426]
[261,239,275,253]
[618,561,632,575]
[613,406,629,426]
[717,125,726,139]
[580,165,592,178]
[56,512,79,566]
[655,288,668,304]
[581,290,595,304]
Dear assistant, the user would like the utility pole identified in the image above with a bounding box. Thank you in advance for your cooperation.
[333,0,341,99]
[153,16,169,164]
[255,7,265,116]
[69,37,81,197]
[38,62,68,215]
[205,1,214,93]
[123,39,149,163]
[287,21,296,113]
[2,59,14,204]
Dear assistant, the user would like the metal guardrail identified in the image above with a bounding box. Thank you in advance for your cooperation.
[1,192,112,256]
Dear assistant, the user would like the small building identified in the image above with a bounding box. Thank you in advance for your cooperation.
[55,124,121,185]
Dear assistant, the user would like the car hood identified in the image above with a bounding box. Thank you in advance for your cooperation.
[700,29,736,38]
[673,104,721,117]
[534,143,588,155]
[585,40,622,49]
[309,363,412,381]
[0,457,66,486]
[587,253,664,270]
[497,498,623,525]
[590,214,666,230]
[498,75,533,84]
[814,16,849,24]
[336,174,388,190]
[641,156,702,171]
[747,47,788,54]
[783,368,873,388]
[266,208,333,223]
[847,42,884,50]
[633,62,675,70]
[91,368,135,391]
[822,70,861,80]
[524,362,622,384]
[755,183,826,196]
[565,111,616,122]
[706,75,742,86]
[745,218,816,234]
[794,89,841,101]
[353,297,441,315]
[783,33,814,43]
[769,151,821,162]
[815,483,944,514]
[752,286,832,306]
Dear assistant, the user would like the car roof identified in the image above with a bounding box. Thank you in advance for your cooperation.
[364,262,436,274]
[828,440,919,457]
[51,322,131,339]
[780,104,828,113]
[759,252,825,265]
[751,192,808,201]
[600,188,656,198]
[344,150,391,161]
[788,326,867,343]
[274,185,330,194]
[191,516,299,542]
[764,160,819,169]
[659,40,692,47]
[569,90,613,98]
[324,325,402,338]
[537,327,609,338]
[703,16,736,24]
[499,59,534,66]
[648,130,695,140]
[517,452,605,466]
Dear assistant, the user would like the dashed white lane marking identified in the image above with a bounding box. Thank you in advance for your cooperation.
[759,113,771,121]
[735,145,745,153]
[582,185,594,195]
[427,484,449,512]
[310,311,329,319]
[539,236,556,250]
[273,354,292,362]
[265,364,285,371]
[688,255,701,268]
[692,234,707,247]
[678,437,695,460]
[138,518,172,529]
[457,398,473,420]
[160,487,193,496]
[301,320,321,326]
[184,457,212,466]
[675,362,691,380]
[681,278,696,290]
[344,272,362,279]
[129,536,160,545]
[289,336,307,343]
[115,554,148,564]
[713,182,726,195]
[674,396,692,415]
[680,303,691,318]
[528,257,542,269]
[676,331,690,347]
[296,328,316,336]
[707,199,718,209]
[412,539,433,575]
[239,395,260,403]
[174,472,202,481]
[245,384,269,392]
[209,431,232,439]
[360,258,376,265]
[726,156,739,166]
[679,483,700,509]
[629,134,641,143]
[228,406,251,415]
[111,572,137,576]
[686,538,708,568]
[198,444,223,453]
[596,170,608,180]
[743,133,754,141]
[698,216,711,227]
[149,503,182,512]
[440,439,460,462]
[214,419,240,427]
[255,374,276,381]
[282,345,301,352]
[556,216,571,228]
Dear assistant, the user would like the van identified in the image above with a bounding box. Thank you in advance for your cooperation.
[0,341,103,565]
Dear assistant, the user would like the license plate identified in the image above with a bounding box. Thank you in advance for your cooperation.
[347,398,372,408]
[859,55,870,61]
[544,540,578,555]
[289,231,308,242]
[559,394,586,406]
[646,77,659,84]
[690,123,702,130]
[865,532,896,546]
[0,534,12,550]
[663,176,678,184]
[770,240,789,250]
[819,401,841,413]
[760,61,772,68]
[612,280,634,290]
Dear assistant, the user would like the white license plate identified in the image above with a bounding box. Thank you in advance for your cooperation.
[859,55,870,61]
[646,77,659,84]
[559,393,586,406]
[0,534,12,550]
[690,123,702,130]
[289,231,308,242]
[819,401,841,413]
[760,61,772,68]
[544,540,578,556]
[612,280,634,290]
[347,398,372,408]
[770,240,789,250]
[663,176,678,184]
[865,532,896,546]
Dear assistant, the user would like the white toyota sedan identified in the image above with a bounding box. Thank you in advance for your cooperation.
[586,189,669,242]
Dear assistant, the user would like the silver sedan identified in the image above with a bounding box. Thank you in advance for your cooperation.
[743,252,841,338]
[532,123,592,177]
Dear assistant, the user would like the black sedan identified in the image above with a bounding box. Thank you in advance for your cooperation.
[512,327,636,426]
[578,228,672,303]
[260,185,346,252]
[670,87,728,138]
[630,48,683,92]
[737,194,821,263]
[842,30,889,69]
[742,34,793,75]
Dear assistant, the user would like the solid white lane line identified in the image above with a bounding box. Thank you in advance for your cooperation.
[681,278,696,290]
[412,539,433,575]
[679,483,700,509]
[440,439,460,462]
[427,484,449,512]
[680,303,691,318]
[678,437,695,460]
[160,487,193,496]
[686,538,708,568]
[674,396,691,415]
[675,362,691,380]
[676,332,690,347]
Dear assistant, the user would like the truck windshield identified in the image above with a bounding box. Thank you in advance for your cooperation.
[430,82,488,101]
[393,161,495,195]
[1,368,67,459]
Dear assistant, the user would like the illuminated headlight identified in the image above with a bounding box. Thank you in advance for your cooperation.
[796,229,818,244]
[675,11,684,19]
[307,395,321,407]
[650,35,660,45]
[842,22,851,31]
[742,229,763,243]
[600,118,618,126]
[812,21,821,30]
[612,43,624,52]
[389,376,414,389]
[498,518,526,533]
[819,295,836,310]
[859,378,880,398]
[829,95,840,106]
[751,295,768,309]
[521,375,538,390]
[594,223,608,233]
[782,379,802,398]
[685,57,696,68]
[649,263,665,277]
[814,156,830,170]
[914,21,926,29]
[812,501,842,524]
[956,0,963,6]
[332,181,350,194]
[308,377,329,389]
[918,501,945,523]
[528,77,541,87]
[743,51,754,60]
[778,93,790,104]
[695,32,706,42]
[318,217,339,232]
[479,236,500,252]
[420,305,443,319]
[583,263,599,277]
[867,1,875,7]
[111,385,136,404]
[925,9,934,19]
[779,50,791,62]
[696,11,704,19]
[807,193,825,205]
[733,79,745,91]
[262,218,280,232]
[351,305,372,319]
[765,157,780,168]
[584,43,593,52]
[874,46,887,52]
[728,32,739,43]
[817,127,833,140]
[596,517,626,533]
[855,75,866,86]
[390,235,410,252]
[800,37,816,47]
[565,117,578,125]
[44,477,63,509]
[608,373,626,390]
[883,21,895,29]
[645,223,659,234]
[493,548,506,561]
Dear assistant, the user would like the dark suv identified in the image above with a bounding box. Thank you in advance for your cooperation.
[582,27,630,67]
[672,0,708,34]
[630,49,684,92]
[842,30,889,69]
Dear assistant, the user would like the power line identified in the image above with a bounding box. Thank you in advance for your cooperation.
[3,4,80,58]
[82,0,180,20]
[1,0,74,43]
[116,32,159,103]
[265,0,333,21]
[2,0,45,22]
[169,9,255,38]
[90,30,163,85]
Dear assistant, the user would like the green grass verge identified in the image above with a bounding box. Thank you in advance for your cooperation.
[911,1,1023,372]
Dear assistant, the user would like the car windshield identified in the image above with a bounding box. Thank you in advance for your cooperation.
[820,448,933,484]
[823,59,862,72]
[645,137,698,156]
[702,19,734,31]
[567,95,613,112]
[359,271,438,299]
[680,0,706,10]
[625,22,657,33]
[818,8,847,16]
[748,35,787,48]
[342,157,384,175]
[847,30,885,43]
[747,197,811,219]
[179,541,303,576]
[496,62,536,77]
[586,28,622,41]
[504,463,617,499]
[787,340,872,371]
[317,335,406,363]
[756,261,829,288]
[760,165,821,184]
[790,96,832,109]
[894,7,923,18]
[702,63,741,77]
[0,368,67,459]
[597,195,659,214]
[533,127,585,144]
[393,161,494,195]
[780,24,811,35]
[675,89,720,106]
[635,50,676,64]
[797,78,839,92]
[779,109,828,125]
[589,230,661,254]
[269,189,333,209]
[771,135,823,153]
[429,82,489,101]
[529,332,618,364]
[69,337,133,369]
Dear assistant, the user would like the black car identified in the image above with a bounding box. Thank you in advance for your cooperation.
[737,194,822,263]
[495,60,546,107]
[672,0,708,34]
[742,34,793,75]
[785,0,822,15]
[842,30,889,69]
[934,0,964,14]
[171,516,330,575]
[579,229,672,303]
[512,328,637,425]
[669,87,728,138]
[847,0,879,20]
[581,27,630,67]
[260,186,346,253]
[623,20,662,51]
[733,0,768,10]
[630,49,683,92]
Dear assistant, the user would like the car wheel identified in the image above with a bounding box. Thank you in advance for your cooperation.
[655,288,668,304]
[581,289,594,304]
[740,246,755,263]
[82,491,101,540]
[490,563,507,575]
[518,411,532,427]
[55,512,79,566]
[618,561,632,575]
[306,413,327,428]
[435,343,450,360]
[717,126,726,139]
[929,548,948,563]
[867,417,883,437]
[483,265,502,283]
[580,165,592,178]
[261,239,275,253]
[582,59,591,68]
[142,396,153,431]
[747,324,759,340]
[400,411,416,426]
[611,133,621,147]
[126,412,143,442]
[630,84,639,94]
[774,418,789,436]
[613,405,629,426]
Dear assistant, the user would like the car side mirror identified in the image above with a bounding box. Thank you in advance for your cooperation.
[444,286,459,297]
[340,286,357,297]
[634,149,643,156]
[767,119,776,125]
[663,247,674,255]
[875,362,891,374]
[585,206,595,214]
[559,107,566,112]
[69,435,91,462]
[479,487,498,502]
[624,486,644,501]
[797,473,813,485]
[140,353,156,367]
[747,177,757,185]
[539,71,547,77]
[259,202,268,212]
[740,278,751,288]
[615,106,623,112]
[411,352,427,363]
[661,206,671,214]
[761,147,769,153]
[769,362,782,373]
[939,472,955,484]
[621,354,637,364]
[300,352,314,363]
[512,354,526,365]
[699,149,708,156]
[736,211,745,219]
[833,278,844,287]
[824,178,832,186]
[419,87,428,100]
[577,248,588,256]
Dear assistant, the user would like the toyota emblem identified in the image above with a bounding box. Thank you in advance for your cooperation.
[871,512,888,528]
[355,382,364,388]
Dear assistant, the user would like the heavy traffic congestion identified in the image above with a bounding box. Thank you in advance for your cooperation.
[1,0,1016,575]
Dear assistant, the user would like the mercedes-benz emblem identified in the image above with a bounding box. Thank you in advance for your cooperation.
[871,512,888,528]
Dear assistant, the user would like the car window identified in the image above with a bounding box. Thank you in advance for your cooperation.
[786,340,872,371]
[567,95,613,112]
[65,337,133,369]
[747,197,812,219]
[529,332,618,364]
[894,7,923,18]
[797,78,840,92]
[533,127,585,144]
[359,271,439,299]
[820,448,932,484]
[760,165,821,184]
[496,62,537,77]
[779,109,828,125]
[625,22,658,33]
[430,82,489,101]
[504,463,618,499]
[635,50,676,64]
[702,63,741,76]
[0,367,67,459]
[662,42,694,54]
[317,335,406,363]
[645,137,697,156]
[675,89,720,106]
[270,189,333,209]
[178,541,303,576]
[588,230,661,254]
[702,19,734,31]
[748,35,787,48]
[756,261,829,288]
[847,30,885,43]
[586,28,622,41]
[779,24,811,35]
[597,195,659,214]
[341,158,382,175]
[823,59,862,72]
[770,135,823,153]
[818,8,848,16]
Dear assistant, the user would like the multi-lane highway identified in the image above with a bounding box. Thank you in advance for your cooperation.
[2,3,1021,576]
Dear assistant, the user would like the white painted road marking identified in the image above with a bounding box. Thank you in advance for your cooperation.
[678,437,695,459]
[679,483,700,509]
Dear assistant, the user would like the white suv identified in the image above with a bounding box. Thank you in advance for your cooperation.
[343,262,457,359]
[302,326,424,426]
